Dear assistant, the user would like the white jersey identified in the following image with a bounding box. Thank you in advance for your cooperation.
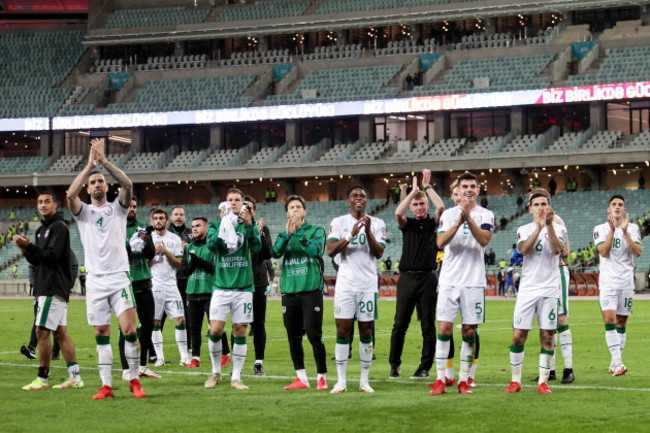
[150,230,183,291]
[328,213,386,292]
[516,221,566,298]
[73,198,129,277]
[594,222,641,290]
[437,205,494,287]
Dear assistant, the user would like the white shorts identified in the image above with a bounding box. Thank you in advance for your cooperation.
[599,289,634,316]
[558,265,570,317]
[153,287,184,321]
[209,290,253,324]
[437,286,485,325]
[513,296,559,330]
[333,291,377,322]
[86,284,136,326]
[35,295,68,331]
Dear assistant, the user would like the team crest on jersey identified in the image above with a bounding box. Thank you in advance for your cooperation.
[101,206,114,216]
[165,240,174,249]
[473,215,482,224]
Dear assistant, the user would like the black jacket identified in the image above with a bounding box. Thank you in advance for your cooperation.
[168,223,193,284]
[252,223,272,287]
[24,213,72,301]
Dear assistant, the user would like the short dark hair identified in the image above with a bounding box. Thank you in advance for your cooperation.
[457,172,477,183]
[171,205,184,213]
[37,191,58,203]
[131,196,138,204]
[150,207,168,219]
[346,184,367,197]
[285,195,306,211]
[227,188,244,200]
[244,195,257,211]
[608,194,625,204]
[192,216,208,224]
[529,188,550,205]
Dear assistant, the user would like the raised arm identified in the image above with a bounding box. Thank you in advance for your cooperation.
[622,213,643,258]
[92,139,132,208]
[422,169,445,223]
[67,148,96,215]
[395,176,419,229]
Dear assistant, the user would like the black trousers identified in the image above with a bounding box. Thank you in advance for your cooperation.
[251,285,267,361]
[187,296,210,358]
[389,272,437,371]
[282,290,327,374]
[178,279,191,350]
[119,289,155,368]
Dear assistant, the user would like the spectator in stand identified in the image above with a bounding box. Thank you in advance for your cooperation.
[500,216,508,230]
[638,174,645,190]
[516,195,524,215]
[385,257,393,271]
[499,258,507,269]
[405,74,413,90]
[393,184,401,204]
[548,177,557,197]
[488,249,495,266]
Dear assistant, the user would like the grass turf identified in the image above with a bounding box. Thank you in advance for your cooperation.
[1,297,650,433]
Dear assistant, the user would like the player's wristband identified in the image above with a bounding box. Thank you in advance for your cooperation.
[424,185,433,191]
[345,234,354,242]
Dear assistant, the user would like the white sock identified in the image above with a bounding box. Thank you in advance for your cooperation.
[193,356,201,362]
[97,343,113,387]
[445,360,455,381]
[359,341,373,385]
[559,329,573,369]
[459,339,475,383]
[152,328,164,360]
[175,326,189,362]
[68,363,81,380]
[510,346,524,383]
[605,329,621,364]
[550,333,557,371]
[618,328,626,355]
[255,359,263,365]
[231,343,247,382]
[208,336,222,374]
[334,343,349,387]
[469,361,477,380]
[124,338,140,381]
[296,369,309,385]
[435,336,451,381]
[317,373,326,381]
[539,351,553,385]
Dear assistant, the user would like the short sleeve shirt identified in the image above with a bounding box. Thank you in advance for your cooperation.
[437,205,494,287]
[150,231,184,291]
[516,221,565,298]
[593,222,641,290]
[328,214,386,292]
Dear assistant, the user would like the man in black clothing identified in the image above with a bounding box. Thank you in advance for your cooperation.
[167,206,193,351]
[244,196,273,376]
[389,170,445,379]
[118,198,160,380]
[14,192,83,390]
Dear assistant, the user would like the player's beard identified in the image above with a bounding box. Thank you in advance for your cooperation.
[127,214,136,222]
[92,190,106,201]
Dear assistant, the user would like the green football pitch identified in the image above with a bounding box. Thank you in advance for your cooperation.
[1,297,650,433]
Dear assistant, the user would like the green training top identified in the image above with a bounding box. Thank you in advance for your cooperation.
[271,222,325,294]
[184,240,216,295]
[207,219,261,291]
[126,221,152,285]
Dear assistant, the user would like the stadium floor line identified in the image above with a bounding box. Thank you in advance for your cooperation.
[1,362,648,392]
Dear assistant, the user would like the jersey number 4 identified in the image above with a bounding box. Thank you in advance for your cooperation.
[96,217,104,227]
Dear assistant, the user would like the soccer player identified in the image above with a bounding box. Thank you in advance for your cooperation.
[505,189,564,395]
[430,172,493,395]
[272,195,328,390]
[149,207,190,367]
[327,185,386,393]
[118,198,160,380]
[593,194,642,376]
[67,138,145,399]
[178,217,215,368]
[389,170,444,380]
[14,192,83,390]
[204,188,261,390]
[244,196,273,377]
[167,206,193,352]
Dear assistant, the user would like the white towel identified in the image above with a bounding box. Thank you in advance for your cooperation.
[218,201,240,254]
[129,230,145,253]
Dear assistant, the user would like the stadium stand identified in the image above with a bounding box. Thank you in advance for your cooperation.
[317,0,450,14]
[136,55,208,72]
[222,49,290,66]
[105,6,209,29]
[216,0,309,22]
[303,44,364,61]
[567,45,650,86]
[47,154,84,173]
[104,75,256,114]
[0,30,85,118]
[265,65,401,105]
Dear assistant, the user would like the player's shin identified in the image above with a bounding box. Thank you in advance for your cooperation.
[459,336,475,383]
[123,333,140,381]
[538,348,554,385]
[359,336,373,384]
[335,338,350,386]
[96,336,113,387]
[510,344,524,383]
[208,334,222,374]
[231,336,247,382]
[435,334,451,381]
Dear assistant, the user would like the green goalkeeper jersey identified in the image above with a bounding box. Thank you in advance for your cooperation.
[271,222,325,294]
[207,219,261,291]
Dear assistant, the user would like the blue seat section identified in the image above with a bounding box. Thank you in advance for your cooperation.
[106,6,209,29]
[217,0,309,22]
[567,45,650,86]
[318,0,449,14]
